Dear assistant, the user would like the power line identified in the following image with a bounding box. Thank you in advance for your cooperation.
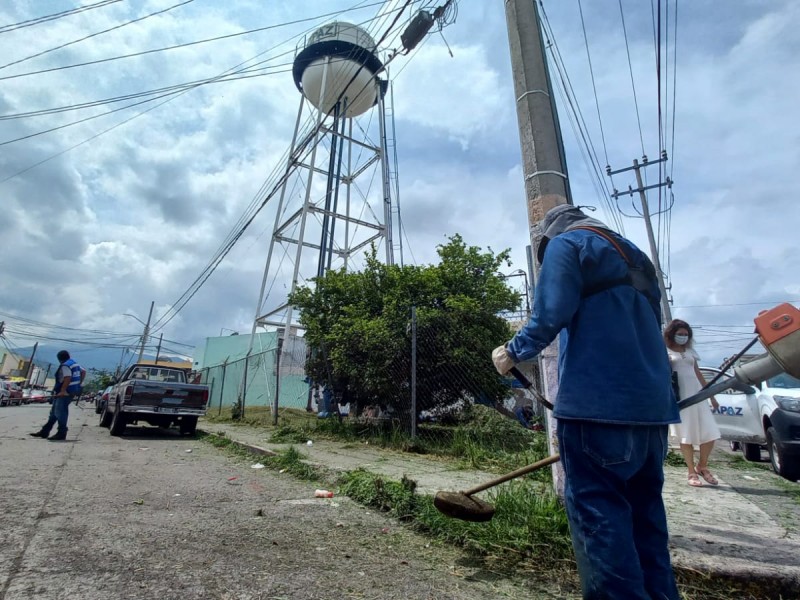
[0,0,122,34]
[617,0,646,156]
[0,1,402,185]
[0,1,388,83]
[538,1,624,233]
[577,0,610,170]
[673,300,800,309]
[0,0,195,72]
[0,62,294,120]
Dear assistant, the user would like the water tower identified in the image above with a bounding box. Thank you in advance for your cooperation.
[251,22,403,334]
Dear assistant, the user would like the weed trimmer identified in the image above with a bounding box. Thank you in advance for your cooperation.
[433,454,560,522]
[433,366,559,522]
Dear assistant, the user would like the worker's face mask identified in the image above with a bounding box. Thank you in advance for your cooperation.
[674,334,689,345]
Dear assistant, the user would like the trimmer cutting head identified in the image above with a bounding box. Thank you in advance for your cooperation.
[433,491,496,522]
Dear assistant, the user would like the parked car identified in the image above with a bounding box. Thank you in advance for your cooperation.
[9,382,24,405]
[95,385,113,415]
[25,388,49,403]
[100,364,209,436]
[0,381,22,406]
[0,381,10,407]
[705,367,800,481]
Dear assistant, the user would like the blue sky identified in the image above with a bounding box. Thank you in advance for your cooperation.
[0,0,797,368]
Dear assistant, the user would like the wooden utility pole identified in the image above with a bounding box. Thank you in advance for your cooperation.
[24,342,39,387]
[504,0,571,494]
[136,301,155,363]
[154,333,164,364]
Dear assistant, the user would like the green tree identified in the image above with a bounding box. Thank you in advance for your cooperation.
[289,235,521,419]
[83,369,116,394]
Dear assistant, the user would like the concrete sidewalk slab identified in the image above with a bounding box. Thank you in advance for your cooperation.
[202,421,800,588]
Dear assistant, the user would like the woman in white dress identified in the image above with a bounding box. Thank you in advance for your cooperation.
[665,319,721,487]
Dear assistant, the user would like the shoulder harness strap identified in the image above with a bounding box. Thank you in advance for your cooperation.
[570,226,656,301]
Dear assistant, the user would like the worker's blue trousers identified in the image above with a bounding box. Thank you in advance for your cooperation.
[557,420,680,600]
[42,395,72,436]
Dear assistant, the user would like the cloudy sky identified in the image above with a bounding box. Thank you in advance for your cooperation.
[0,0,797,370]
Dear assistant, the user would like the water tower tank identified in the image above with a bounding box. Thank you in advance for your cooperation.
[293,22,384,118]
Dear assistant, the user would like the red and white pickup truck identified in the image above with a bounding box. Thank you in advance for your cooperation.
[100,364,209,437]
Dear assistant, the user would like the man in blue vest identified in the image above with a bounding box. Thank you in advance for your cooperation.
[492,205,680,600]
[29,350,85,441]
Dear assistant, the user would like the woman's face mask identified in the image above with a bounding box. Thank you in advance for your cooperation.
[674,334,689,345]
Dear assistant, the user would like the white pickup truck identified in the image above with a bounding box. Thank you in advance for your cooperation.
[703,367,800,482]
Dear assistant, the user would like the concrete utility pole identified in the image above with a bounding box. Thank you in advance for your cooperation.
[137,301,155,363]
[504,0,571,494]
[607,153,673,324]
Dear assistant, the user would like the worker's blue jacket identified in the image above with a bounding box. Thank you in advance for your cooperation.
[506,229,679,425]
[58,358,83,396]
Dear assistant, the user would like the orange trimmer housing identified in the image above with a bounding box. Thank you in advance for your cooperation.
[754,303,800,378]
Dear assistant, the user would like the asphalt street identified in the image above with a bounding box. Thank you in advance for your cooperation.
[0,405,555,600]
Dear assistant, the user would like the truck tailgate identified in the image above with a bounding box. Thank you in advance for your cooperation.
[128,381,208,411]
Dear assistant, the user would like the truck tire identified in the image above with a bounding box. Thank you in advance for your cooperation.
[99,403,112,428]
[109,401,127,437]
[179,416,198,437]
[766,427,800,482]
[742,443,762,462]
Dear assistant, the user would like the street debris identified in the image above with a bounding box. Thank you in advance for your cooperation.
[185,449,193,453]
[251,463,265,469]
[315,489,334,498]
[307,440,313,446]
[133,499,144,505]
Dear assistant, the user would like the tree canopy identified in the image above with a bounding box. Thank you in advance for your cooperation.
[289,235,521,417]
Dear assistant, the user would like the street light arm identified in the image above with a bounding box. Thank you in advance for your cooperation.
[122,313,147,327]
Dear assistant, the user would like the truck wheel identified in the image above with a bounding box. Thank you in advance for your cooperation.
[109,402,127,437]
[742,443,762,462]
[99,403,112,428]
[179,416,198,437]
[767,427,800,482]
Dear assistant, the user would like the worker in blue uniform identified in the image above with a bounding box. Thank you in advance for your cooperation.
[492,204,680,600]
[29,350,85,441]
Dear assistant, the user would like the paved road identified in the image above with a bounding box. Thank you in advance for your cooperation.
[0,405,561,600]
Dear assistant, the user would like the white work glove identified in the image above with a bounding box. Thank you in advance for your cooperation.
[492,344,516,375]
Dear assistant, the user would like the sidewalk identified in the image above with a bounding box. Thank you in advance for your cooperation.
[201,421,800,588]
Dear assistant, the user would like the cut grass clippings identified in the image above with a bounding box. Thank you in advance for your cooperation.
[201,431,795,599]
[338,469,574,571]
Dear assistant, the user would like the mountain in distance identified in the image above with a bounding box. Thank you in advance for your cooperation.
[7,344,193,376]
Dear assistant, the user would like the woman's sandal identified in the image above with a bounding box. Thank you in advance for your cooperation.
[697,468,718,486]
[687,473,703,487]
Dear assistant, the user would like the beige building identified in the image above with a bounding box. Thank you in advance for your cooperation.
[0,351,25,378]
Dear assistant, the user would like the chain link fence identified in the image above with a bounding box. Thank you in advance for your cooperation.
[199,334,311,422]
[199,309,542,438]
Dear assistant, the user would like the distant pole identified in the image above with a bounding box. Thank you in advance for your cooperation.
[24,342,38,386]
[410,306,417,438]
[154,333,164,364]
[505,0,571,495]
[607,154,674,324]
[273,336,284,426]
[137,301,155,362]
